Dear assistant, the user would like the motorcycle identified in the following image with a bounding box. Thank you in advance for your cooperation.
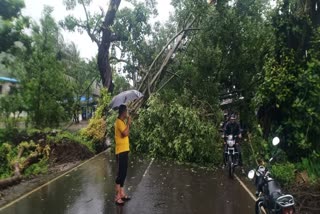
[225,135,239,178]
[247,137,295,214]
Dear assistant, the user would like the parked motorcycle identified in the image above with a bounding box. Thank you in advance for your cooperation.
[247,137,295,214]
[225,135,239,178]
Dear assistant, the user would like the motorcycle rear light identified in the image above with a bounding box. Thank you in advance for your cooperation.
[282,207,294,214]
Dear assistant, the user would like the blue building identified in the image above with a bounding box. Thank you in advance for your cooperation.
[0,77,19,96]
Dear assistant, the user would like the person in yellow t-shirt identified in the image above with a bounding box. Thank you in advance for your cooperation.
[114,105,131,205]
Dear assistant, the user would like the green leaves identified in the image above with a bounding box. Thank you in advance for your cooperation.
[253,0,320,162]
[0,0,25,20]
[63,0,78,11]
[0,143,16,179]
[24,158,48,177]
[130,95,222,165]
[63,0,92,11]
[298,155,320,183]
[255,53,320,160]
[61,15,79,32]
[2,8,82,128]
[271,162,296,185]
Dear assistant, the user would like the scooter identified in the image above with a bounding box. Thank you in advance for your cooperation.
[247,137,295,214]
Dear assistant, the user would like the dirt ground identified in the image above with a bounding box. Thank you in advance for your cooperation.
[287,183,320,214]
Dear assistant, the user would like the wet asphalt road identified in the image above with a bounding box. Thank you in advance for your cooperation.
[0,151,254,214]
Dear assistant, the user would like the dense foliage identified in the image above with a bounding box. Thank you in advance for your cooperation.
[251,0,320,186]
[271,162,296,185]
[0,5,99,129]
[254,0,320,161]
[130,95,222,165]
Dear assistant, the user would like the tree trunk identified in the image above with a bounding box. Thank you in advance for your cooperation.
[97,0,121,92]
[21,152,42,174]
[0,148,23,190]
[140,19,196,98]
[130,19,197,113]
[0,163,22,190]
[0,149,42,190]
[98,30,113,91]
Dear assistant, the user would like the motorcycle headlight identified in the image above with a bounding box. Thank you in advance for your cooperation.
[227,140,235,147]
[257,166,265,174]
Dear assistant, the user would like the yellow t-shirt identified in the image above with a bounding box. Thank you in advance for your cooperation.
[114,118,130,155]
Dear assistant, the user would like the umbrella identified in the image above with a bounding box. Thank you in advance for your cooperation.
[109,89,144,109]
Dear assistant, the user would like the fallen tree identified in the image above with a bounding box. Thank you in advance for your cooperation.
[0,130,94,190]
[129,17,199,113]
[0,145,43,189]
[0,163,22,190]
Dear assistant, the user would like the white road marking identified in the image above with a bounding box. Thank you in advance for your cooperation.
[234,174,256,201]
[143,158,154,177]
[235,174,266,214]
[0,150,108,211]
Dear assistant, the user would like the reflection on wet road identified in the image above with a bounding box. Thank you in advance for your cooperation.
[0,150,254,214]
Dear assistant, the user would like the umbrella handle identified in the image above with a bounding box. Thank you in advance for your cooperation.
[127,109,131,117]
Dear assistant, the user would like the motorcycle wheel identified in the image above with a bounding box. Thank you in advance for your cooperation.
[228,155,234,178]
[255,201,263,214]
[255,203,270,214]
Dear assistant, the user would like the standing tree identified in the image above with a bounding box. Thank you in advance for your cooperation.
[17,7,75,128]
[62,0,123,92]
[61,0,160,93]
[0,0,30,76]
[254,0,320,161]
[0,0,28,53]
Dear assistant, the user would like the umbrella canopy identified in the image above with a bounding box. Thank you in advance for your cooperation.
[109,89,143,109]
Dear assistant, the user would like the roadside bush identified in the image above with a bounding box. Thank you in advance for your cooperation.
[0,143,17,179]
[271,162,296,185]
[24,158,48,177]
[80,118,106,143]
[93,88,112,119]
[0,127,20,144]
[297,154,320,184]
[80,89,111,153]
[130,95,222,166]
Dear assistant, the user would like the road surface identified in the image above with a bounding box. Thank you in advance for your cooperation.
[0,150,254,214]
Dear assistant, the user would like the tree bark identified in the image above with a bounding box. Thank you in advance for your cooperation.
[20,152,42,174]
[97,0,121,92]
[139,18,196,98]
[0,163,22,190]
[0,147,24,189]
[0,149,42,190]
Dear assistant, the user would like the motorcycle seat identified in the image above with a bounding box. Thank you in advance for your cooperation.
[267,180,282,200]
[270,191,282,201]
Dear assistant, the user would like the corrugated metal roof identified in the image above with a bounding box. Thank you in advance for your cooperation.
[0,77,19,83]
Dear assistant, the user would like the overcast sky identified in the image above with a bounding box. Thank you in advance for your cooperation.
[22,0,173,59]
